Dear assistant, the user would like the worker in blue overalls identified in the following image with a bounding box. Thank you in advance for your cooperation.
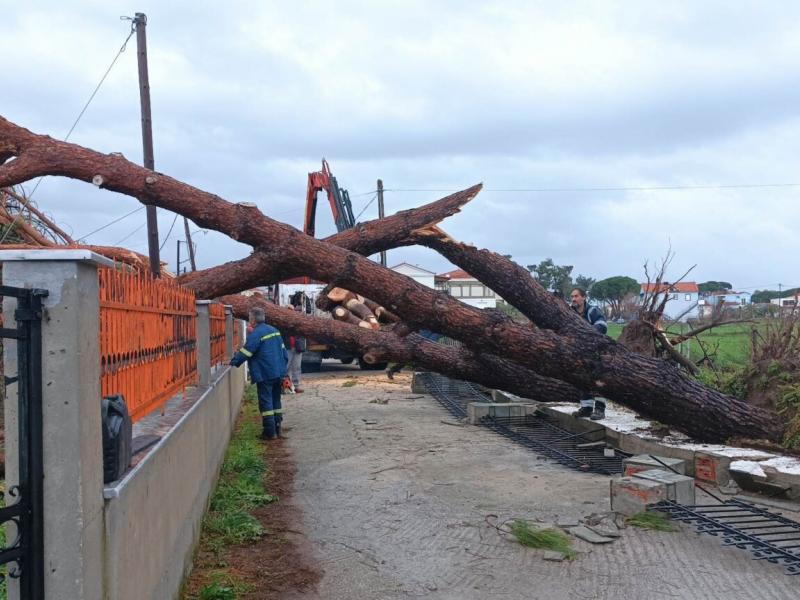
[230,307,289,440]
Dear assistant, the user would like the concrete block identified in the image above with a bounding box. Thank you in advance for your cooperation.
[633,469,696,505]
[694,452,733,486]
[466,402,537,425]
[623,454,686,477]
[610,477,668,516]
[411,372,429,394]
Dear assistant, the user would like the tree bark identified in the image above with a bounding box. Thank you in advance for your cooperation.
[0,116,784,443]
[221,294,582,405]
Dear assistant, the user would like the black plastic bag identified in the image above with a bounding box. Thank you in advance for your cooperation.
[101,395,132,484]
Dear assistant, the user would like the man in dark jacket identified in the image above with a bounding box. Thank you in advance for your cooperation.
[230,307,289,439]
[569,287,608,420]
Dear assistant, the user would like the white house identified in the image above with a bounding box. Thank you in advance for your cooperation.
[640,282,700,322]
[707,291,752,306]
[391,262,436,289]
[770,293,800,308]
[436,268,497,309]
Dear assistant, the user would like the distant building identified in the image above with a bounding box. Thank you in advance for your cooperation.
[436,268,497,309]
[390,262,437,289]
[770,293,800,308]
[707,291,752,306]
[640,282,699,322]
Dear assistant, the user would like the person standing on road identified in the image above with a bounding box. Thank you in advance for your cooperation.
[569,287,609,420]
[230,307,289,440]
[283,305,306,393]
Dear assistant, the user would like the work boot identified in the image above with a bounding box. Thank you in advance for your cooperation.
[260,431,276,441]
[572,406,592,419]
[385,369,394,380]
[294,387,304,394]
[590,401,606,421]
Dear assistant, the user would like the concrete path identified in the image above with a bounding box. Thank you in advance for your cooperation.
[286,367,795,600]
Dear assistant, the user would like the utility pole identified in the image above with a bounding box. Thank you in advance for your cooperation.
[377,179,386,267]
[176,239,182,276]
[183,217,197,271]
[134,13,161,277]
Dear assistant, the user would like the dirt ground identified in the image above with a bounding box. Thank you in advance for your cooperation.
[265,364,799,600]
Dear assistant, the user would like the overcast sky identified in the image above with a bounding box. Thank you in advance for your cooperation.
[3,1,799,290]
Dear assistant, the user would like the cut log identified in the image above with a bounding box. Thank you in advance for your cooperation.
[0,116,783,443]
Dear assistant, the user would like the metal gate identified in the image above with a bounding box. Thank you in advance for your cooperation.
[1,285,47,598]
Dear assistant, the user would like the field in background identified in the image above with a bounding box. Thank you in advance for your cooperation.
[606,321,752,368]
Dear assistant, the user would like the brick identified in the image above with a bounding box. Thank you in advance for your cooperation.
[610,477,668,516]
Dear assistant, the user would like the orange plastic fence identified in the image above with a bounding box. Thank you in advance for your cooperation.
[233,319,244,350]
[209,303,227,366]
[98,267,198,421]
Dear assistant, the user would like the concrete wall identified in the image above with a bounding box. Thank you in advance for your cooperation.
[102,365,245,600]
[0,249,248,600]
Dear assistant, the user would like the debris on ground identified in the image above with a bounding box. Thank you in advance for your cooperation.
[342,380,359,387]
[509,519,577,559]
[440,419,465,427]
[567,524,616,544]
[369,398,389,404]
[627,511,678,532]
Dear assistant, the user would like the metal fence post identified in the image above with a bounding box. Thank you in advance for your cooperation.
[224,305,234,360]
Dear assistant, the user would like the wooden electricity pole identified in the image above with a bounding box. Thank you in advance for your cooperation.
[134,13,161,277]
[377,178,386,267]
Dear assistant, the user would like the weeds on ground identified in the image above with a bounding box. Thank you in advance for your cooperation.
[510,520,576,559]
[197,571,254,600]
[342,380,358,387]
[627,511,677,532]
[185,385,276,598]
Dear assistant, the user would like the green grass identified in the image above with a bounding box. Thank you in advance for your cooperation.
[342,379,358,387]
[510,520,576,559]
[187,384,277,598]
[606,321,753,369]
[627,511,678,532]
[197,571,254,600]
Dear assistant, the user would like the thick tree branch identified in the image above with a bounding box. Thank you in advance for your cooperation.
[221,294,582,404]
[177,185,481,297]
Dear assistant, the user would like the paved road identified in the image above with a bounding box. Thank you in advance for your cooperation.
[285,367,795,600]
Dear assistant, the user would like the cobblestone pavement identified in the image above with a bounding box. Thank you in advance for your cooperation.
[284,366,796,600]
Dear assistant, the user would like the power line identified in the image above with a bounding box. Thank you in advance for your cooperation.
[76,206,145,242]
[382,183,800,193]
[159,213,179,251]
[354,193,378,221]
[0,21,137,245]
[114,222,146,246]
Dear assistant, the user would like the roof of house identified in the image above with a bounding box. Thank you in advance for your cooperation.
[390,262,437,275]
[437,268,476,281]
[640,282,699,294]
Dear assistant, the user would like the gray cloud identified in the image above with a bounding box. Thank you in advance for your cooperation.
[3,1,800,290]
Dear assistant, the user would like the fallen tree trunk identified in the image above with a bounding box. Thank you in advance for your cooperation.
[221,294,582,404]
[0,116,783,443]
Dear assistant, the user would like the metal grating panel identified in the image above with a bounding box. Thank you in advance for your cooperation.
[654,499,800,575]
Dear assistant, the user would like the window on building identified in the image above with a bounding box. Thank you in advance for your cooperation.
[451,286,462,297]
[470,285,483,297]
[485,289,495,297]
[671,293,679,300]
[685,294,691,301]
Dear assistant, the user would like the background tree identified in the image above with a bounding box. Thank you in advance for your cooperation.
[527,258,574,299]
[698,281,733,294]
[591,276,640,319]
[574,274,596,294]
[753,288,800,304]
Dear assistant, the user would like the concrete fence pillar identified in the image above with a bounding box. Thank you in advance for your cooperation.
[224,305,234,360]
[196,300,212,387]
[1,249,109,600]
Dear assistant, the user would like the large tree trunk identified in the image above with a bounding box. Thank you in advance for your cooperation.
[221,294,582,404]
[0,116,784,443]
